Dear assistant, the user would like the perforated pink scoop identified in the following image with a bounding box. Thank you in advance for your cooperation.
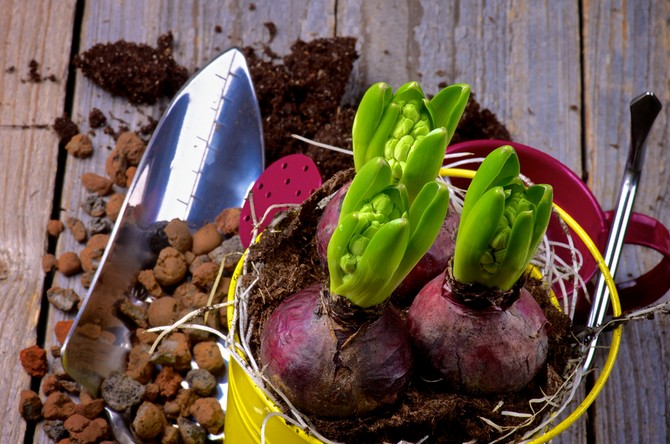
[239,154,323,247]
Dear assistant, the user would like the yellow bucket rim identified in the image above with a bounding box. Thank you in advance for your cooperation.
[227,167,622,443]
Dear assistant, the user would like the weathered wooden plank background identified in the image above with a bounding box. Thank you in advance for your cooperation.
[0,0,667,443]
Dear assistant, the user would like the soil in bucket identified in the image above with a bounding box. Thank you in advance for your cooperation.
[237,168,577,444]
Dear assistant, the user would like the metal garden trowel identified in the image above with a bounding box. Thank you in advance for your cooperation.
[61,48,264,440]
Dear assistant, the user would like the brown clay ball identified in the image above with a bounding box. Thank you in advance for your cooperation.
[146,296,179,327]
[153,247,187,287]
[191,223,222,255]
[163,219,193,253]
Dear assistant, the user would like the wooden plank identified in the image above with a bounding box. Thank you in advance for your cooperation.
[0,0,77,442]
[339,0,582,170]
[583,0,670,443]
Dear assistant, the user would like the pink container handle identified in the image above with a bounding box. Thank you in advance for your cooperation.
[604,210,670,311]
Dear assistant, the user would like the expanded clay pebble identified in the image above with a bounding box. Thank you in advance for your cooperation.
[125,166,137,185]
[74,397,105,420]
[189,397,225,435]
[88,216,112,235]
[80,270,95,289]
[215,207,241,236]
[101,372,145,411]
[79,240,105,273]
[138,269,162,297]
[80,173,114,196]
[125,344,154,384]
[42,392,75,420]
[193,341,225,374]
[185,368,217,396]
[191,261,219,290]
[132,401,167,440]
[191,223,222,255]
[67,416,110,443]
[155,366,182,398]
[146,296,179,328]
[42,254,57,273]
[115,131,146,165]
[54,320,74,344]
[57,252,82,276]
[80,193,107,217]
[105,192,125,222]
[47,219,64,237]
[177,417,207,444]
[66,217,87,243]
[152,332,192,371]
[208,235,243,273]
[18,389,43,421]
[119,299,149,328]
[20,345,48,377]
[64,133,93,158]
[105,147,128,187]
[164,218,193,253]
[104,132,146,187]
[153,247,188,287]
[47,287,80,312]
[42,420,68,441]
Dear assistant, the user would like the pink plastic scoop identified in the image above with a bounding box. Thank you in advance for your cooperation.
[239,154,323,247]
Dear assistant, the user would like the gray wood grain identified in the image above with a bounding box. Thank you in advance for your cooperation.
[0,1,77,442]
[0,0,665,443]
[583,0,670,442]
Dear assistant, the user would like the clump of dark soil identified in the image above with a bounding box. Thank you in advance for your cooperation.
[73,32,189,105]
[24,60,57,83]
[450,92,512,144]
[244,37,358,179]
[241,171,576,444]
[52,114,80,147]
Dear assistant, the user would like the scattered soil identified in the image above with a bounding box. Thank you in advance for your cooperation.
[450,92,512,144]
[88,108,107,129]
[24,60,57,83]
[244,37,359,179]
[74,32,189,105]
[243,36,510,182]
[52,114,79,147]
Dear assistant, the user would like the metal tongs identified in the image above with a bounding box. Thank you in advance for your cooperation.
[582,92,662,371]
[62,48,264,441]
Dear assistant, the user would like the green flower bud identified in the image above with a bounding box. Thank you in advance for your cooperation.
[453,146,554,291]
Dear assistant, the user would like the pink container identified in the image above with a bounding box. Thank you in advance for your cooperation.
[447,140,670,318]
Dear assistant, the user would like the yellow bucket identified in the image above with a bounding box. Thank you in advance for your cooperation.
[224,168,622,444]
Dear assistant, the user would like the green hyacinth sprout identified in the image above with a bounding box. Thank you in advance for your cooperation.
[352,81,470,202]
[453,146,554,291]
[327,157,450,307]
[326,81,470,308]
